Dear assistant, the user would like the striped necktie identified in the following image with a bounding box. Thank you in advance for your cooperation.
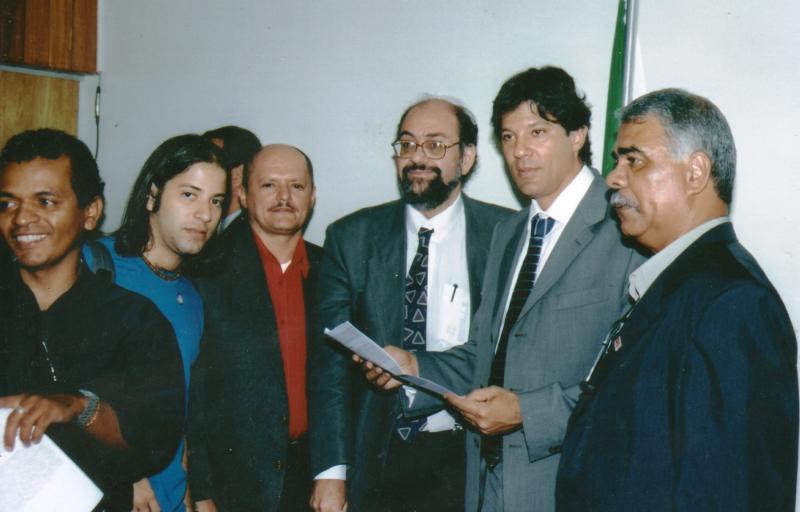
[490,214,555,385]
[481,214,554,467]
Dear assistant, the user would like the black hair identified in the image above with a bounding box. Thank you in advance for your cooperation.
[0,128,105,207]
[202,125,262,170]
[115,134,229,273]
[491,66,592,166]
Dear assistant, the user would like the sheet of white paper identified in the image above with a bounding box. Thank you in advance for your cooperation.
[0,408,103,512]
[325,322,455,398]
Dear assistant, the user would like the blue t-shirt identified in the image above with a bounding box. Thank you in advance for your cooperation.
[83,236,202,512]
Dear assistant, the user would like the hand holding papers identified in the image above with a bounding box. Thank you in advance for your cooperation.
[0,408,103,512]
[324,322,454,398]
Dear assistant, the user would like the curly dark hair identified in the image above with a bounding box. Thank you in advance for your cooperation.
[491,66,592,166]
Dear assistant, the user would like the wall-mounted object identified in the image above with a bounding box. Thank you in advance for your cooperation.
[0,0,96,73]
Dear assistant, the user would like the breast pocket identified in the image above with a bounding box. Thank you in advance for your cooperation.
[554,285,615,311]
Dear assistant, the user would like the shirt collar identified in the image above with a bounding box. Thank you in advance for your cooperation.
[528,165,594,226]
[252,230,309,278]
[405,192,464,240]
[628,216,730,301]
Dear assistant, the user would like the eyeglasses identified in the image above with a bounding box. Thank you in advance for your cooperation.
[391,140,460,160]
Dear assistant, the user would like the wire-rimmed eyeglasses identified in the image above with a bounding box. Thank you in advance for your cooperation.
[391,140,460,160]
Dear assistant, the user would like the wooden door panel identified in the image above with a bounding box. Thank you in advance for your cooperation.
[0,69,78,147]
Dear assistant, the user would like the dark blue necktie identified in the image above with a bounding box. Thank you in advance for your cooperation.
[482,214,554,465]
[395,227,433,441]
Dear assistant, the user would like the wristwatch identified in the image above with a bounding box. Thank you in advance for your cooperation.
[76,389,100,428]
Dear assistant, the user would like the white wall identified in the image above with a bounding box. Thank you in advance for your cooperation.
[630,1,800,330]
[91,0,798,330]
[94,0,616,236]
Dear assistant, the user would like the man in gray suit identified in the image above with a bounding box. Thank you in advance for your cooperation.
[363,67,645,511]
[309,98,513,512]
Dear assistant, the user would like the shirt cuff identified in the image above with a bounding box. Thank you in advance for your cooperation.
[403,385,417,407]
[315,465,347,480]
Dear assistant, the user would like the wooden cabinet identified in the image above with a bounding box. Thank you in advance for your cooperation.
[0,69,79,147]
[0,0,96,73]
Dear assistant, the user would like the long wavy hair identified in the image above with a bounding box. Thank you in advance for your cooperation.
[114,134,230,275]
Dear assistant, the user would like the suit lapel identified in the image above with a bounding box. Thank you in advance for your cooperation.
[617,223,737,351]
[463,196,492,315]
[517,176,609,321]
[229,220,279,350]
[491,212,529,339]
[366,204,406,345]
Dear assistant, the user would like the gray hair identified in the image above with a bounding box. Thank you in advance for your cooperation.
[618,88,736,204]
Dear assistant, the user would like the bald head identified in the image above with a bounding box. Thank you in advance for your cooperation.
[243,144,314,189]
[396,98,478,148]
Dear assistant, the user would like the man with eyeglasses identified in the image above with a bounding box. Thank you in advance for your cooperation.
[358,67,646,511]
[309,98,513,512]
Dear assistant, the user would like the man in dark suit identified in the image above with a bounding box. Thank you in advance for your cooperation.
[187,144,321,511]
[308,98,513,512]
[556,89,798,511]
[362,67,645,511]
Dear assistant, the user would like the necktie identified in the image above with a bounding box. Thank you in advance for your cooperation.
[489,214,555,386]
[482,214,554,466]
[402,227,433,351]
[395,227,433,442]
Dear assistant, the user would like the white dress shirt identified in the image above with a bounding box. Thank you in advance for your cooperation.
[496,165,595,345]
[315,194,472,480]
[404,194,471,432]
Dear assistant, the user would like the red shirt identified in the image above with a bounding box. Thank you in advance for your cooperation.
[253,232,309,439]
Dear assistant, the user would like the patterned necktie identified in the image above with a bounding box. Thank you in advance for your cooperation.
[395,227,433,441]
[403,227,433,351]
[482,214,554,466]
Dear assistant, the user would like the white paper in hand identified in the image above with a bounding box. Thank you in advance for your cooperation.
[325,321,454,398]
[0,408,103,512]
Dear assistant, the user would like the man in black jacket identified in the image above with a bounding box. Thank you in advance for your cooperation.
[0,129,184,511]
[188,144,321,512]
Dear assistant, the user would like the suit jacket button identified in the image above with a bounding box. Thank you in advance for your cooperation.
[549,445,562,454]
[281,415,288,423]
[275,459,284,470]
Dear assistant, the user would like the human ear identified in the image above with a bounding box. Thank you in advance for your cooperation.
[459,145,477,177]
[82,197,104,230]
[686,151,712,196]
[146,183,159,212]
[570,126,588,153]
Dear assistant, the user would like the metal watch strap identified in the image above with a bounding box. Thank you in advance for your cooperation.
[76,389,100,428]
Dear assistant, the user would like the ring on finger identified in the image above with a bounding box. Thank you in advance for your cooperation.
[14,406,25,414]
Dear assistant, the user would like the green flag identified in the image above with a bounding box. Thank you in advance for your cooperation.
[602,0,629,176]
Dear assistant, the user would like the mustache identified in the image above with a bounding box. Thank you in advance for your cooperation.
[270,198,295,210]
[609,192,638,209]
[402,163,442,177]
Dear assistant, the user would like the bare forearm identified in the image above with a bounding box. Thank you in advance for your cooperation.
[85,400,129,449]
